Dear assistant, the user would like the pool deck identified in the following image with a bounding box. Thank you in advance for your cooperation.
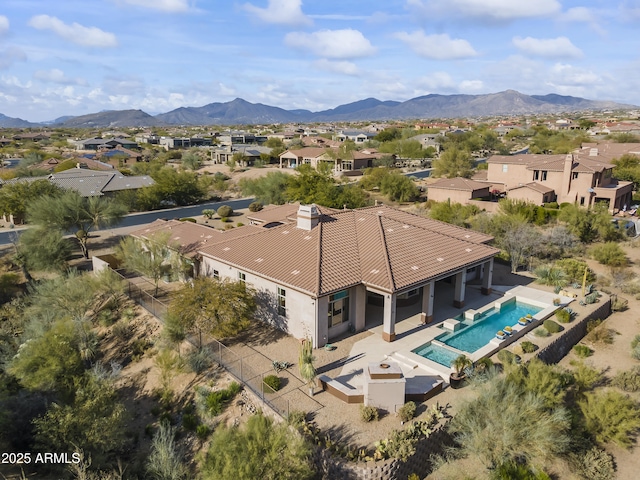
[336,285,572,391]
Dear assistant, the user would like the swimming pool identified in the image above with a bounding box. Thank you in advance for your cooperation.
[437,301,542,353]
[413,301,543,365]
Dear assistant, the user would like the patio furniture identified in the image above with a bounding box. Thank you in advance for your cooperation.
[496,330,506,340]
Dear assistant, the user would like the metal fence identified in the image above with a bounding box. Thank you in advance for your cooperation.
[111,267,322,419]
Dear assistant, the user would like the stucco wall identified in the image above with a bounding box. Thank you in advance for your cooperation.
[427,188,472,204]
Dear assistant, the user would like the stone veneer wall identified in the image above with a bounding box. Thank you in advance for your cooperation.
[311,422,453,480]
[535,297,612,365]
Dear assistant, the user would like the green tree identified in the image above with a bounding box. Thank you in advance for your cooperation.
[168,277,256,345]
[116,232,176,295]
[432,147,474,178]
[589,242,627,267]
[181,149,202,170]
[14,227,72,275]
[449,376,571,470]
[0,179,63,224]
[139,167,206,209]
[375,128,402,143]
[239,171,291,205]
[558,204,619,243]
[27,191,127,259]
[33,375,127,468]
[200,412,314,480]
[428,201,479,227]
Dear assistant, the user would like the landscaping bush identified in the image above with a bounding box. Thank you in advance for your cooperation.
[182,413,198,431]
[186,348,213,374]
[360,405,379,422]
[521,341,536,354]
[196,424,211,441]
[611,296,629,312]
[286,410,307,428]
[555,309,571,323]
[263,374,281,393]
[534,327,550,337]
[555,258,595,284]
[497,350,518,365]
[543,319,561,334]
[179,217,196,223]
[397,402,417,423]
[202,209,215,219]
[589,242,627,267]
[633,345,640,361]
[611,366,640,392]
[248,201,263,212]
[201,382,241,417]
[490,460,551,480]
[573,345,592,358]
[586,318,603,333]
[217,205,233,218]
[586,325,614,345]
[578,390,640,448]
[569,447,615,480]
[236,222,244,227]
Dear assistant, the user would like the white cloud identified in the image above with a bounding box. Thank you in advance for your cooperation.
[513,36,583,59]
[0,16,9,36]
[549,63,602,86]
[417,72,456,91]
[558,7,607,35]
[394,31,477,60]
[115,0,191,12]
[0,47,26,69]
[407,0,561,21]
[28,15,117,48]
[243,0,312,26]
[459,80,484,91]
[34,69,87,85]
[284,29,376,59]
[313,59,360,76]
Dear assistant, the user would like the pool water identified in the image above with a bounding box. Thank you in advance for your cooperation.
[413,343,460,367]
[437,301,542,353]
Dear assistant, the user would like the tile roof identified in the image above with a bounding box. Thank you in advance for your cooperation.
[193,204,498,296]
[46,168,154,196]
[246,203,341,225]
[427,177,491,192]
[508,182,554,194]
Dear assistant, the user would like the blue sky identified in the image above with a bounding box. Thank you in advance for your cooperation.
[1,0,639,122]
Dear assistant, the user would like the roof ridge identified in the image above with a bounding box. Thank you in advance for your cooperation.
[315,220,323,295]
[377,214,396,291]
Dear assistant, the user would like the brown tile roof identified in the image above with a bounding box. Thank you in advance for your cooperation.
[195,205,498,296]
[508,182,554,194]
[427,177,491,192]
[282,147,332,159]
[246,203,341,225]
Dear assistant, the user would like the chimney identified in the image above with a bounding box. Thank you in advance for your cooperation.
[560,153,574,201]
[297,204,320,231]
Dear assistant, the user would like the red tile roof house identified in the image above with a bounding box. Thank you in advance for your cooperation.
[130,204,499,348]
[278,147,379,173]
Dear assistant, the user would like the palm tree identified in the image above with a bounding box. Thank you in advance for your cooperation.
[450,354,473,389]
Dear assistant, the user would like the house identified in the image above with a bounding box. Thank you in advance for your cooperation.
[132,203,499,348]
[409,133,443,153]
[95,147,143,168]
[333,130,377,143]
[212,144,272,165]
[427,177,491,203]
[278,147,379,172]
[74,137,139,151]
[159,137,213,149]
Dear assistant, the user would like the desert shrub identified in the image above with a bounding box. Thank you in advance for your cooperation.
[587,318,603,333]
[631,334,640,349]
[589,242,627,267]
[146,421,188,480]
[287,410,307,428]
[360,405,379,422]
[521,341,536,354]
[611,296,629,312]
[497,350,516,365]
[200,382,241,417]
[236,222,244,227]
[586,325,614,345]
[196,424,211,441]
[397,402,417,422]
[179,217,196,223]
[202,209,216,219]
[578,390,640,448]
[186,348,213,374]
[573,345,592,358]
[182,413,198,431]
[611,366,640,392]
[534,327,550,337]
[555,309,571,323]
[633,345,640,361]
[543,319,561,334]
[569,447,615,480]
[112,319,132,341]
[217,205,233,218]
[263,374,281,393]
[555,258,595,284]
[248,201,263,212]
[491,460,551,480]
[571,361,605,393]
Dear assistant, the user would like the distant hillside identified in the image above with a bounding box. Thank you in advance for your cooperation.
[0,113,39,128]
[57,109,160,128]
[2,90,636,128]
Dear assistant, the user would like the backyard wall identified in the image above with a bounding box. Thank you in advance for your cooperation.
[535,297,612,364]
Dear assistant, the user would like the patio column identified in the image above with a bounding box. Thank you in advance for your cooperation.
[382,293,397,342]
[421,280,435,324]
[354,285,366,332]
[453,270,466,308]
[482,259,494,295]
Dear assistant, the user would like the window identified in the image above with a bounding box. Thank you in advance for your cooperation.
[213,269,219,279]
[533,170,540,181]
[580,196,585,206]
[277,287,286,317]
[502,164,508,173]
[328,290,349,328]
[541,171,548,181]
[572,172,579,179]
[397,289,419,300]
[238,272,246,284]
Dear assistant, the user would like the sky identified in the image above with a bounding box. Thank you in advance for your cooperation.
[1,0,640,122]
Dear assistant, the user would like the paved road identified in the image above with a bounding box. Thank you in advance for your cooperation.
[0,197,254,245]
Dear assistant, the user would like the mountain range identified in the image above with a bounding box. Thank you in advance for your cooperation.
[0,90,636,128]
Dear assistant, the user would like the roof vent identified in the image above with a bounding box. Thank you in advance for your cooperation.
[291,269,300,275]
[296,204,319,231]
[411,266,419,270]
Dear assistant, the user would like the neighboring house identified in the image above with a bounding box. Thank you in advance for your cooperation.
[212,144,272,165]
[278,147,379,172]
[159,137,213,149]
[95,147,143,168]
[73,137,139,151]
[133,203,499,348]
[333,130,377,143]
[409,133,443,153]
[486,152,633,212]
[427,177,491,203]
[217,132,267,145]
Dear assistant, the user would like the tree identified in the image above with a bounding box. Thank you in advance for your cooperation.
[0,179,63,224]
[239,171,291,205]
[168,277,256,345]
[139,167,206,209]
[375,128,402,143]
[589,242,627,267]
[27,191,127,259]
[428,201,479,227]
[578,390,640,448]
[449,376,571,470]
[181,150,202,170]
[499,221,542,272]
[13,227,72,276]
[200,412,314,480]
[432,147,474,178]
[116,232,176,295]
[361,168,419,202]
